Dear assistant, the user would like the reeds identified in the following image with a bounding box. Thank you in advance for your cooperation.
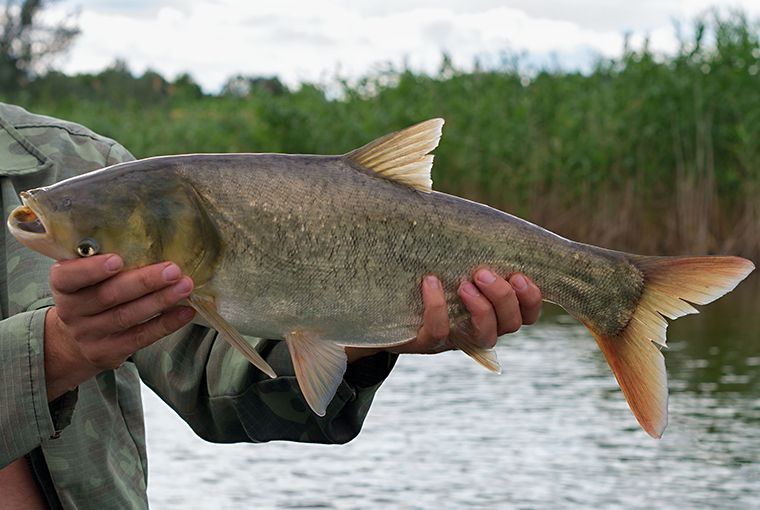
[11,11,760,259]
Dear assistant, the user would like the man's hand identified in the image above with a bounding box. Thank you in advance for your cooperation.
[395,269,542,354]
[346,270,542,362]
[44,254,196,401]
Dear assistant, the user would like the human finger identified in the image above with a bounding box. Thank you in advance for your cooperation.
[473,269,522,336]
[81,306,196,370]
[509,274,542,325]
[391,275,450,354]
[416,275,450,351]
[73,262,184,316]
[458,280,498,348]
[84,276,194,338]
[49,254,123,295]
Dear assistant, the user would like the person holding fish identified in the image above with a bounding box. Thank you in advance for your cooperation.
[0,103,543,509]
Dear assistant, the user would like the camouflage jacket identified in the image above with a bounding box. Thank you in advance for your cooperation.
[0,103,396,509]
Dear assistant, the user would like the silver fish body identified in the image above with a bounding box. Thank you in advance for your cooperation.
[8,119,754,437]
[173,153,639,346]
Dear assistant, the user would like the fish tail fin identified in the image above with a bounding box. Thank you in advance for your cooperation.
[587,255,754,439]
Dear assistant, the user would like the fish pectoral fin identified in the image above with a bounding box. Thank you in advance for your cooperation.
[285,330,348,417]
[345,118,443,193]
[447,321,501,374]
[187,293,277,379]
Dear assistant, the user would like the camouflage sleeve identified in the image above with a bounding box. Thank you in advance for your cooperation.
[0,308,77,467]
[0,113,134,468]
[105,141,134,167]
[132,326,396,445]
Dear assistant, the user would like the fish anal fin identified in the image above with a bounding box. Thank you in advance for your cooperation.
[448,321,501,374]
[285,330,348,417]
[346,119,444,193]
[187,293,277,379]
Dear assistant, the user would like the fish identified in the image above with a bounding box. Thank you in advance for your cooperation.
[7,119,754,438]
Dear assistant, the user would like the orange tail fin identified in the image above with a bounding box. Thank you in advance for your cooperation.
[587,255,754,439]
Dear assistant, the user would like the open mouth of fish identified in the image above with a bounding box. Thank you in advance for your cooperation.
[6,193,77,260]
[7,192,55,245]
[10,204,46,234]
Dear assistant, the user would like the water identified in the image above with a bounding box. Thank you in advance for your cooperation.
[142,279,760,509]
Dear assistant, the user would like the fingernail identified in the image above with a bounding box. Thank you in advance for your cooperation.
[425,275,440,290]
[179,307,195,322]
[459,281,480,297]
[512,274,528,290]
[104,255,122,272]
[173,277,192,295]
[162,264,181,282]
[476,270,496,285]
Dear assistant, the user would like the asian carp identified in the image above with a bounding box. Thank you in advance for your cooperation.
[8,119,754,438]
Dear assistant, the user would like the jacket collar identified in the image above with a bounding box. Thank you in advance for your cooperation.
[0,111,54,176]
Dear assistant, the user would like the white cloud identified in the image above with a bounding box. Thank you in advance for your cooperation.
[51,0,760,92]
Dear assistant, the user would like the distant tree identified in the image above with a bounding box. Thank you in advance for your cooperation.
[0,0,79,92]
[171,73,204,101]
[221,75,286,98]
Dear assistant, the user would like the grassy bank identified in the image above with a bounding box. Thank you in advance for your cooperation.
[7,12,760,259]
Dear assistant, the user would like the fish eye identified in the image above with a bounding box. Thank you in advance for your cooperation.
[76,239,99,257]
[62,198,72,210]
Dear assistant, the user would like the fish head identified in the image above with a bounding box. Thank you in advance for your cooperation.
[7,178,159,266]
[8,160,225,284]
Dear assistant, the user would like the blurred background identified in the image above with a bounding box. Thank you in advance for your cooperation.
[4,0,760,259]
[2,1,759,508]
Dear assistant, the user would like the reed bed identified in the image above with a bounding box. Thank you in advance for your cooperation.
[9,12,760,259]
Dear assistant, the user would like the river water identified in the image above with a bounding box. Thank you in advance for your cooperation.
[142,278,760,509]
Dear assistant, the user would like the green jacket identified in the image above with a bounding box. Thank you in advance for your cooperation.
[0,103,396,509]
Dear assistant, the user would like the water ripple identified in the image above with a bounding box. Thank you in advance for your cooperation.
[143,305,760,509]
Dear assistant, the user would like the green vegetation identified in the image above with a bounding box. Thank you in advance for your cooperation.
[0,0,79,90]
[3,11,760,259]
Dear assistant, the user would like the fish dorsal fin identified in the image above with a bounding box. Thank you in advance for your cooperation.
[346,118,444,193]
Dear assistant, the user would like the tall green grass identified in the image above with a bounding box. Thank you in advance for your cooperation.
[8,11,760,259]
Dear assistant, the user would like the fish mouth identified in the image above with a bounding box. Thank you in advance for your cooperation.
[10,205,46,234]
[8,192,49,237]
[6,192,73,260]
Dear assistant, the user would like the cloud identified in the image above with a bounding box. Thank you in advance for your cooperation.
[51,0,759,93]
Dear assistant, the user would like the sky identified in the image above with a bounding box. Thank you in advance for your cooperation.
[48,0,760,93]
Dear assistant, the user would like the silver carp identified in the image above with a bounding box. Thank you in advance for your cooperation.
[8,119,754,438]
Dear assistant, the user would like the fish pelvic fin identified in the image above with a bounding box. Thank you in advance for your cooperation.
[588,255,754,439]
[285,330,348,417]
[447,321,501,374]
[187,293,277,379]
[345,118,444,193]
